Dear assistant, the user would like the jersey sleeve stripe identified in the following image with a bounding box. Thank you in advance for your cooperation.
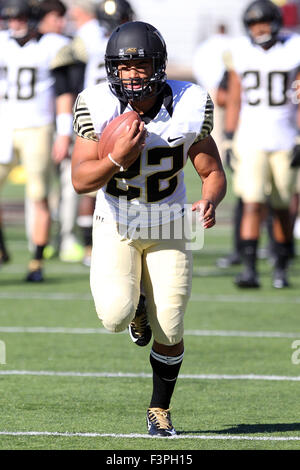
[73,94,98,141]
[194,93,214,142]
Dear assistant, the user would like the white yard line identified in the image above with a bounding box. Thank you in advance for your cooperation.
[0,291,300,304]
[0,292,92,301]
[0,430,299,441]
[1,370,300,381]
[0,325,299,338]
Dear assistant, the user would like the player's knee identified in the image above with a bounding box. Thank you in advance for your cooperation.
[154,317,184,346]
[242,202,262,214]
[27,179,47,201]
[95,297,136,333]
[154,330,183,346]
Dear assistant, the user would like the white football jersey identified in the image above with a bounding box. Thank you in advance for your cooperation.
[0,31,70,129]
[73,80,213,227]
[71,19,107,89]
[227,34,300,151]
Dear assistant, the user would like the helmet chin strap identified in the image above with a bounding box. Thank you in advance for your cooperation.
[121,77,153,101]
[253,32,272,45]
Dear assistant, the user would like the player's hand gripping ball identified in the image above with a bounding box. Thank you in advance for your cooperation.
[98,111,142,160]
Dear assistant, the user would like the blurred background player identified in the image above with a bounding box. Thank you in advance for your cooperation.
[0,0,73,281]
[214,68,245,269]
[38,0,66,34]
[66,0,107,266]
[192,23,230,163]
[67,0,135,266]
[37,0,84,263]
[224,0,300,289]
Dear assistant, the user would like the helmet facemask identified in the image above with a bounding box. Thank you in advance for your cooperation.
[106,56,167,102]
[247,19,279,47]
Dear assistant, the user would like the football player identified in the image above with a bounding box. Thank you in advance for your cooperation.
[0,0,74,281]
[66,0,109,267]
[72,21,226,436]
[224,0,300,288]
[36,0,84,264]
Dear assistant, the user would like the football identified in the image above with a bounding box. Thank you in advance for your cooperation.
[98,111,142,160]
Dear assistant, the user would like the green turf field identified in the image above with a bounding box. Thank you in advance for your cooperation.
[0,163,300,451]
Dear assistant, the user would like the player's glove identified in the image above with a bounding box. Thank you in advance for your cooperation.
[290,135,300,168]
[222,131,235,172]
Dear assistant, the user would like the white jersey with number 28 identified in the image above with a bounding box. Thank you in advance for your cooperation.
[0,31,70,129]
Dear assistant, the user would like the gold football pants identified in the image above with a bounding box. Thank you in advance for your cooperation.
[90,216,193,346]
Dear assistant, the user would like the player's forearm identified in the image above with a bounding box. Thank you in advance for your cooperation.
[72,157,119,194]
[201,169,227,209]
[56,93,73,114]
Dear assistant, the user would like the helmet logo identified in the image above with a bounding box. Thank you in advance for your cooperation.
[247,8,262,21]
[118,48,145,57]
[4,7,19,17]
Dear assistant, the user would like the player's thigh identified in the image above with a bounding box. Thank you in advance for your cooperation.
[90,218,142,332]
[235,146,270,203]
[142,236,193,346]
[15,125,54,201]
[269,150,297,208]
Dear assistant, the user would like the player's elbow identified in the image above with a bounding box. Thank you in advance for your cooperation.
[71,174,87,194]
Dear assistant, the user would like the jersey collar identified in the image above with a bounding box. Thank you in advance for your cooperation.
[119,83,174,123]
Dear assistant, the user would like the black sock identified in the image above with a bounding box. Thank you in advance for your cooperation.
[273,241,293,270]
[34,245,46,261]
[241,239,258,271]
[149,349,184,410]
[82,226,92,247]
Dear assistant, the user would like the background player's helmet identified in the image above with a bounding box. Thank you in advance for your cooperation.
[1,0,40,19]
[97,0,134,34]
[105,21,167,102]
[0,0,40,36]
[243,0,282,47]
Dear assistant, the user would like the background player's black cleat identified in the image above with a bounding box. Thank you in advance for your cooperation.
[25,260,44,283]
[216,252,241,268]
[272,268,289,289]
[235,268,260,288]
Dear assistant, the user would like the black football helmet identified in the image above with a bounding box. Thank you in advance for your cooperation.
[0,0,41,20]
[243,0,283,47]
[97,0,134,34]
[105,21,167,102]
